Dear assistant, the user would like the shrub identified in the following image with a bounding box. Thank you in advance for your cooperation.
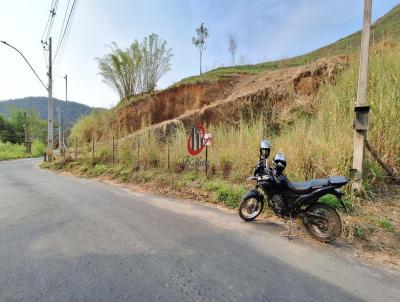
[378,217,394,232]
[32,140,46,157]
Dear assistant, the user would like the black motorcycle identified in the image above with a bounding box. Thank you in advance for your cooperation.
[239,143,348,242]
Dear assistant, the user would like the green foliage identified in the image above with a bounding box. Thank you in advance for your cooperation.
[320,195,342,208]
[131,170,156,183]
[0,97,95,130]
[0,139,46,161]
[192,22,209,74]
[31,140,46,157]
[217,185,246,208]
[355,225,367,240]
[203,179,246,208]
[93,164,108,175]
[0,141,26,160]
[97,34,173,100]
[0,108,48,145]
[378,217,394,232]
[69,109,114,144]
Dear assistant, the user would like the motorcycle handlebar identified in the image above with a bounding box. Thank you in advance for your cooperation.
[247,175,270,181]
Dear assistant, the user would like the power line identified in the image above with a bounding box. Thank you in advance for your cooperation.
[41,0,54,43]
[53,0,78,65]
[53,0,73,61]
[41,0,59,46]
[54,0,71,54]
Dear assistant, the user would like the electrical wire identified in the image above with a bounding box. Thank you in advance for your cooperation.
[41,0,54,43]
[54,0,71,55]
[42,0,59,45]
[53,0,78,65]
[53,0,73,61]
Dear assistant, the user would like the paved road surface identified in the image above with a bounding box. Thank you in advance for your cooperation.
[0,159,399,301]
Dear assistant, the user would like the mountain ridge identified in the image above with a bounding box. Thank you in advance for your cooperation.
[0,96,100,128]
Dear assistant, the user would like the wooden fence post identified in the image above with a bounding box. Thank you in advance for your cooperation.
[167,142,170,170]
[205,145,208,177]
[75,137,77,161]
[137,141,140,170]
[92,138,95,166]
[112,136,115,166]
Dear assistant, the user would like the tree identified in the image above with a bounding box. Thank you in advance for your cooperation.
[192,22,209,74]
[97,34,173,100]
[0,109,47,145]
[228,34,238,65]
[142,34,173,92]
[97,42,138,100]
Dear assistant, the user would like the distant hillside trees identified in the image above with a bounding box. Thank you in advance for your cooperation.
[0,97,95,129]
[97,33,173,100]
[228,34,238,65]
[0,109,47,144]
[192,23,209,74]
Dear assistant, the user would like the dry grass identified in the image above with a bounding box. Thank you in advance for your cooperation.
[69,46,400,196]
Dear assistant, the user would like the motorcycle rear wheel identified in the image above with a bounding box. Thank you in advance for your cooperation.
[239,197,264,221]
[304,203,342,243]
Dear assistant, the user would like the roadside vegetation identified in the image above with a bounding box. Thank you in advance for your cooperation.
[0,140,46,161]
[0,108,47,160]
[67,44,400,193]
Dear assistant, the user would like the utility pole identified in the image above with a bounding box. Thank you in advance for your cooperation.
[47,37,54,161]
[351,0,372,192]
[58,105,62,151]
[23,112,31,154]
[64,74,68,148]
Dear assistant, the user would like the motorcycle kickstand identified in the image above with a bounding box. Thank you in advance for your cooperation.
[288,217,294,240]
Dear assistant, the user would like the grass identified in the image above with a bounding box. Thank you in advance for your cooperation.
[0,140,46,161]
[0,142,26,160]
[69,45,400,203]
[378,217,395,232]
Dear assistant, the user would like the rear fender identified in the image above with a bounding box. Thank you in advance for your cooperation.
[296,186,348,212]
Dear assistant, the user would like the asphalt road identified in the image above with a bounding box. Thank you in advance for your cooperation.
[0,158,399,302]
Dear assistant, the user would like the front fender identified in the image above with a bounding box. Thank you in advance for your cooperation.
[243,189,264,201]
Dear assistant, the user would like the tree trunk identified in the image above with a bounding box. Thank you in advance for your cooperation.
[200,49,202,74]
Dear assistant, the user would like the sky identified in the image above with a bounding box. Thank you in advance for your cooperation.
[0,0,399,108]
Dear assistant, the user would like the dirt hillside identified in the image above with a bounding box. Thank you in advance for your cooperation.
[112,56,349,137]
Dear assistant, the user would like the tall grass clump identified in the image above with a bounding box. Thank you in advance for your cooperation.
[31,140,46,157]
[0,140,45,160]
[69,109,115,144]
[275,44,400,185]
[0,141,27,160]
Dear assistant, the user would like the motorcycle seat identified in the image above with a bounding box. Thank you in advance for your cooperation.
[287,178,330,194]
[329,176,348,186]
[287,176,348,194]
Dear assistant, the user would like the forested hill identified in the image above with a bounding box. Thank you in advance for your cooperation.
[0,97,99,128]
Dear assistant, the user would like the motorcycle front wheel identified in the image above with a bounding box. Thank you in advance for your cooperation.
[238,197,264,221]
[304,203,342,242]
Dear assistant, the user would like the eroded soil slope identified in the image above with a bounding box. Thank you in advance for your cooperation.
[113,56,349,136]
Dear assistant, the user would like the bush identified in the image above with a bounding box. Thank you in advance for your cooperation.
[217,185,246,208]
[32,140,46,157]
[0,141,27,160]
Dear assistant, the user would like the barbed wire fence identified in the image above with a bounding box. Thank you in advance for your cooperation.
[64,134,213,177]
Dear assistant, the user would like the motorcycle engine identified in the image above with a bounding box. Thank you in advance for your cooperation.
[271,194,285,213]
